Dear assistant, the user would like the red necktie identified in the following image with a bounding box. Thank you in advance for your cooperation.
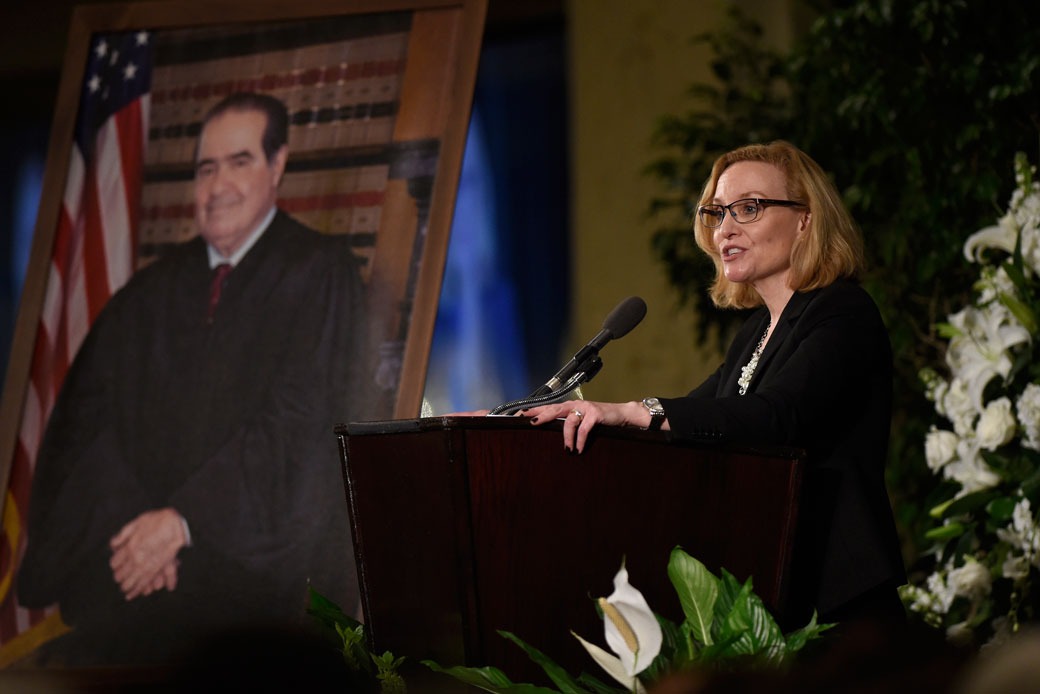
[207,263,232,323]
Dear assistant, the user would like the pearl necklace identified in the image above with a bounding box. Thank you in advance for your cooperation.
[737,320,771,396]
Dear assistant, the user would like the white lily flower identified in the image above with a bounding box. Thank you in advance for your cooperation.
[964,218,1017,262]
[574,564,662,690]
[943,437,1000,495]
[945,304,1030,411]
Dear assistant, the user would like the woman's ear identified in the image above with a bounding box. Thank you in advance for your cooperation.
[798,210,812,234]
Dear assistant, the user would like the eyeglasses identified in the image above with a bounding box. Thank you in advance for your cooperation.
[697,198,807,228]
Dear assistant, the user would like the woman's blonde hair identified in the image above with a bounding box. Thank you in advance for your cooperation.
[693,141,864,309]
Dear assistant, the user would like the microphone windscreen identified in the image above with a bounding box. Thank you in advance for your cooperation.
[602,296,647,339]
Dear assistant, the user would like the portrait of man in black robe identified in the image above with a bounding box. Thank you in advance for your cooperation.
[17,92,365,665]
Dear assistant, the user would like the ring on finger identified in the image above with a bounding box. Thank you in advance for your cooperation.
[571,409,584,418]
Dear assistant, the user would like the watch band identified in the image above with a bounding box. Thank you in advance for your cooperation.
[642,397,665,431]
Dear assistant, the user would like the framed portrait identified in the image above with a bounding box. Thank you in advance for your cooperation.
[0,0,485,667]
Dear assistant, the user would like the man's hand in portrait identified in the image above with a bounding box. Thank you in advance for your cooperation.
[109,508,187,600]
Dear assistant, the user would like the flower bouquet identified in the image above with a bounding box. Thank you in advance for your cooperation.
[902,153,1040,646]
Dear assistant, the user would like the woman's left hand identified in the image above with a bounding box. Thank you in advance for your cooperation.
[524,400,653,454]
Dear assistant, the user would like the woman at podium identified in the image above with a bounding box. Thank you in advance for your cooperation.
[526,141,905,628]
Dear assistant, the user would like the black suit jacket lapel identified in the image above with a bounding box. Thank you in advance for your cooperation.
[745,288,819,394]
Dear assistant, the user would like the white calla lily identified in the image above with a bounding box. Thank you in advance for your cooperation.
[601,565,663,676]
[573,563,662,690]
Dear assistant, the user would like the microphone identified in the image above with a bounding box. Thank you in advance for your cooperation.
[529,296,647,397]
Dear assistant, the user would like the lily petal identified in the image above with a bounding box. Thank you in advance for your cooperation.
[572,631,647,694]
[964,222,1017,262]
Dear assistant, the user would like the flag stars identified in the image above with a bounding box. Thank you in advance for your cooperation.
[110,50,120,66]
[88,74,101,93]
[95,40,108,60]
[124,62,137,81]
[135,31,149,46]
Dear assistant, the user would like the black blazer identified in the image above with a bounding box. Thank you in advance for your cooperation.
[659,280,905,619]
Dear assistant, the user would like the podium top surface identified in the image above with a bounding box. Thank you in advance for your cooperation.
[335,415,804,461]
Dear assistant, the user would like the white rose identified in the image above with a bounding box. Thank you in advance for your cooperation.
[947,557,992,601]
[1001,553,1030,581]
[925,428,959,472]
[1017,383,1040,450]
[976,397,1016,451]
[942,379,977,437]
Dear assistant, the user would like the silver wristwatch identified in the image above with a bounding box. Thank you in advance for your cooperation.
[642,397,665,430]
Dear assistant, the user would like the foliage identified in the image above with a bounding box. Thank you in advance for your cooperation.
[424,548,832,693]
[900,154,1040,646]
[307,585,408,693]
[645,0,1040,563]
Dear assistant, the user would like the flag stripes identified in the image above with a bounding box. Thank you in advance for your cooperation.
[0,30,152,663]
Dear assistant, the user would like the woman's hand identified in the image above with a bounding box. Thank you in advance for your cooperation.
[525,400,662,453]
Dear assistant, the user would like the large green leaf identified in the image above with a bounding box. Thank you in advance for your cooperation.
[668,547,718,646]
[716,580,755,657]
[421,661,562,694]
[709,569,745,641]
[498,631,590,694]
[744,592,785,660]
[940,489,1000,518]
[697,630,752,661]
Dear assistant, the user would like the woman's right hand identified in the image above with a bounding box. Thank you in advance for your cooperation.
[524,399,654,454]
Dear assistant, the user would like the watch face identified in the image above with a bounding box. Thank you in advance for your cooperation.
[643,397,664,414]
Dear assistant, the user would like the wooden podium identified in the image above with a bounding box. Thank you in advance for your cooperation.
[336,416,804,684]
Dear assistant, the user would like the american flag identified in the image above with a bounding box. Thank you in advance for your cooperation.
[0,30,152,664]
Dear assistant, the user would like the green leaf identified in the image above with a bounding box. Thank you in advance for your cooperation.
[986,496,1018,523]
[744,592,786,659]
[935,322,963,338]
[999,292,1039,334]
[679,621,697,661]
[667,547,718,646]
[306,584,361,633]
[1002,260,1032,300]
[717,579,755,656]
[497,631,589,694]
[421,660,562,694]
[710,569,745,641]
[940,489,1000,518]
[925,521,965,541]
[695,631,749,662]
[929,498,954,518]
[784,611,835,656]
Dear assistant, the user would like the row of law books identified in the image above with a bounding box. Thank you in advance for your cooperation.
[136,165,390,279]
[146,32,409,165]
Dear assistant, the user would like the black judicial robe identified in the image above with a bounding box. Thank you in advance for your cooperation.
[18,211,365,664]
[658,280,905,622]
